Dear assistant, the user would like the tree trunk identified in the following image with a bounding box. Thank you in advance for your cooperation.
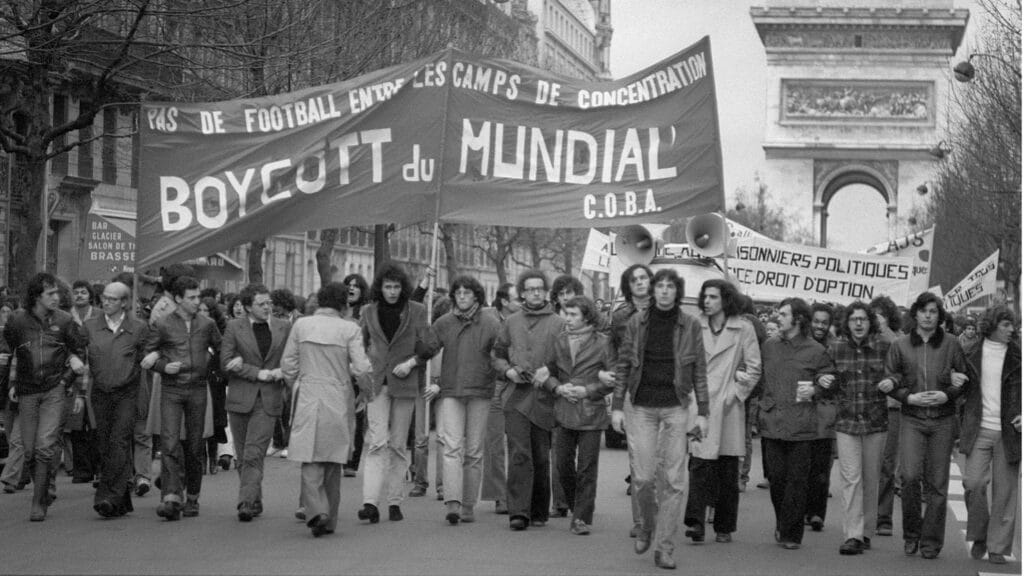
[316,229,337,286]
[247,239,266,284]
[373,224,391,272]
[561,228,574,274]
[10,158,45,289]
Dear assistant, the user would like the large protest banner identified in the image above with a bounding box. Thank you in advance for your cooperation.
[728,237,913,305]
[138,38,723,269]
[943,250,1000,313]
[862,227,934,302]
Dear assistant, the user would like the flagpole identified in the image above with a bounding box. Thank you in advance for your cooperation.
[423,44,456,438]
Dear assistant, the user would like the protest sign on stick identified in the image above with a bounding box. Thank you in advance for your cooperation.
[942,250,1000,313]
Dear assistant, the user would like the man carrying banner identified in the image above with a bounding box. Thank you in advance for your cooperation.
[878,292,969,559]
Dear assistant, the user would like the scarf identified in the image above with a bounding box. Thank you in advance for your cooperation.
[453,302,479,323]
[565,324,594,365]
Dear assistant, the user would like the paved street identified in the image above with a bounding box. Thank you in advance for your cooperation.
[0,436,1017,576]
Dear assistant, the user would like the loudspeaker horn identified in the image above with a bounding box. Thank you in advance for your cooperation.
[685,213,730,258]
[614,224,668,266]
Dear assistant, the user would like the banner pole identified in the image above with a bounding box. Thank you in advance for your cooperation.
[423,45,456,438]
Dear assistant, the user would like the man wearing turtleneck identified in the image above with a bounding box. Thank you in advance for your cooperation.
[610,268,708,570]
[357,263,428,525]
[958,306,1020,565]
[221,283,291,522]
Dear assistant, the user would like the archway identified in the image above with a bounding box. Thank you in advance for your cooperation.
[814,164,897,249]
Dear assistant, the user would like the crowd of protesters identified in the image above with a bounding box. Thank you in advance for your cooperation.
[0,262,1017,569]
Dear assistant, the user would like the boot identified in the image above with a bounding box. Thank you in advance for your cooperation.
[29,463,50,521]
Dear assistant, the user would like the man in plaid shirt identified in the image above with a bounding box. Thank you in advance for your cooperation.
[819,301,895,556]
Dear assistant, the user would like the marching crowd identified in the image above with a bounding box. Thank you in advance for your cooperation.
[0,261,1018,570]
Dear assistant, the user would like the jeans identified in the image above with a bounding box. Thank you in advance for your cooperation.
[344,382,366,471]
[899,413,955,553]
[876,408,901,530]
[159,384,207,503]
[964,427,1019,556]
[835,431,885,541]
[133,371,153,483]
[551,427,568,511]
[438,397,489,508]
[505,408,551,522]
[762,437,813,544]
[626,401,691,555]
[555,428,602,524]
[229,395,276,506]
[300,462,341,531]
[20,385,65,471]
[805,438,833,522]
[1,406,24,487]
[362,390,415,507]
[685,456,740,534]
[412,396,442,493]
[480,387,507,502]
[92,386,138,511]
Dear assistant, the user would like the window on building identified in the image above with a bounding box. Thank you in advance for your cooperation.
[77,101,94,179]
[102,107,117,184]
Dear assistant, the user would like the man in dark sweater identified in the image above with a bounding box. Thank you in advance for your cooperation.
[611,268,708,570]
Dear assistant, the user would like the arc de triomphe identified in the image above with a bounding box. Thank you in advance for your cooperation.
[750,0,969,247]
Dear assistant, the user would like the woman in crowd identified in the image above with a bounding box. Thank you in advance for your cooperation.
[341,273,370,478]
[960,305,1020,565]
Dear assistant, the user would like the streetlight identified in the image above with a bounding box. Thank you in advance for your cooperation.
[953,52,1022,82]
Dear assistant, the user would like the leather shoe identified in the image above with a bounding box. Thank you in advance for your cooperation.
[94,500,116,518]
[988,553,1007,564]
[238,502,254,522]
[551,507,568,518]
[252,501,263,517]
[634,531,652,554]
[904,540,919,556]
[971,540,987,560]
[654,551,676,569]
[780,541,800,550]
[685,524,705,543]
[408,485,427,497]
[862,537,870,550]
[388,505,403,522]
[715,533,732,543]
[357,503,380,524]
[920,548,939,560]
[510,516,527,531]
[308,513,330,537]
[134,479,150,497]
[808,515,824,532]
[156,501,181,521]
[839,538,864,555]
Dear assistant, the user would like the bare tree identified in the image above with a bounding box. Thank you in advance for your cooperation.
[473,225,521,285]
[932,0,1021,307]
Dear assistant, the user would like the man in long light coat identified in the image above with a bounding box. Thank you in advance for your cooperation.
[281,282,371,538]
[683,279,761,544]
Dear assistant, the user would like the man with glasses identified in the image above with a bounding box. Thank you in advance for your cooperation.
[221,283,291,522]
[493,269,563,531]
[818,302,892,555]
[81,282,149,517]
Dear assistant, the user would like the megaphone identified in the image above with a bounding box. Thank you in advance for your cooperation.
[614,224,668,266]
[685,213,733,258]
